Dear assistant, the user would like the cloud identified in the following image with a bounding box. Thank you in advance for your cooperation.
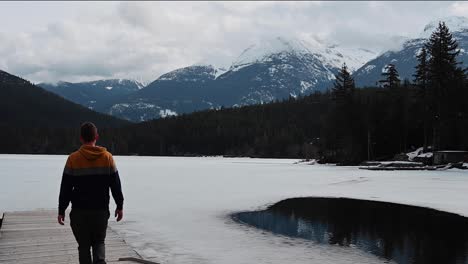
[0,1,460,83]
[450,2,468,16]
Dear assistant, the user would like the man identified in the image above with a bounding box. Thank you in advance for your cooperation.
[58,122,124,264]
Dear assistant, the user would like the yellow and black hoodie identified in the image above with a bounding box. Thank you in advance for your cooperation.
[58,145,124,215]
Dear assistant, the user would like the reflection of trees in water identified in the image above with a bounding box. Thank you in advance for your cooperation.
[234,198,468,264]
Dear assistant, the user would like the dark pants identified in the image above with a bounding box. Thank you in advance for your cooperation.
[70,209,110,264]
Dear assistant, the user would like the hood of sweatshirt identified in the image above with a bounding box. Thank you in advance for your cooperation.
[79,145,107,161]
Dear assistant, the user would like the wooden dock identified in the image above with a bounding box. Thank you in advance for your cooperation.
[0,210,151,264]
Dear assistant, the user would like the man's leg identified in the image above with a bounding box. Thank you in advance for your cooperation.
[90,210,110,264]
[70,210,92,264]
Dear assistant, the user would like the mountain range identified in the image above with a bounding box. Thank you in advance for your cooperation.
[35,16,468,122]
[39,79,144,111]
[38,37,376,122]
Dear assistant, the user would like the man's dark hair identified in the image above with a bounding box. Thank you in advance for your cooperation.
[80,122,98,143]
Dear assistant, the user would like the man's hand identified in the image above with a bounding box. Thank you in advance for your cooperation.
[58,215,65,225]
[115,209,123,222]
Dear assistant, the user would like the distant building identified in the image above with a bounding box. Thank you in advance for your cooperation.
[433,151,468,165]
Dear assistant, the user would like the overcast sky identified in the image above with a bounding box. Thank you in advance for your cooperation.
[0,1,466,83]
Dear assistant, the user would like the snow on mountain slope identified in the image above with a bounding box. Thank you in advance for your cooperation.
[230,37,376,73]
[323,45,377,72]
[230,37,317,70]
[157,64,218,82]
[212,37,377,106]
[104,65,220,121]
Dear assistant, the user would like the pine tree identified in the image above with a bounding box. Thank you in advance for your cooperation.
[379,64,400,89]
[328,63,359,163]
[425,21,464,150]
[332,63,355,101]
[426,21,460,84]
[413,47,431,151]
[414,47,428,88]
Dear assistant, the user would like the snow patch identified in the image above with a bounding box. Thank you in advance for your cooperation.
[214,67,228,79]
[363,65,376,73]
[417,152,433,158]
[406,147,433,161]
[300,81,313,93]
[407,147,424,161]
[159,109,177,118]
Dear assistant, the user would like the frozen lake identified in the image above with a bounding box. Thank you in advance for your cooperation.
[2,155,468,264]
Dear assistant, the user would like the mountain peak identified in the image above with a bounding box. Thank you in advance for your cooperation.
[155,64,218,82]
[230,37,318,69]
[420,16,468,38]
[229,36,376,73]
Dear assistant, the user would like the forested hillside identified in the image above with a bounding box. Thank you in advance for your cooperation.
[0,70,129,153]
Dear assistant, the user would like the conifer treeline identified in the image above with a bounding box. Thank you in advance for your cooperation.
[3,22,468,164]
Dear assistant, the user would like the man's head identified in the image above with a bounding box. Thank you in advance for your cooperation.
[80,122,98,144]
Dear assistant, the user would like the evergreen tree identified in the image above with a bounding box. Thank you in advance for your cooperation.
[414,47,428,88]
[426,22,460,83]
[332,63,355,101]
[326,63,361,164]
[413,47,431,151]
[379,64,400,89]
[425,21,464,150]
[380,63,406,155]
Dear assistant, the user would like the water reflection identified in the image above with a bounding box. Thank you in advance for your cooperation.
[233,198,468,264]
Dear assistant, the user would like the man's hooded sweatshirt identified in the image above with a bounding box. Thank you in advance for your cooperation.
[58,145,124,215]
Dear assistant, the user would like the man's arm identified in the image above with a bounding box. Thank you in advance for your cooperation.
[58,157,73,225]
[110,156,124,221]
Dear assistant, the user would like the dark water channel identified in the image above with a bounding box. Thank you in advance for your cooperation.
[232,198,468,264]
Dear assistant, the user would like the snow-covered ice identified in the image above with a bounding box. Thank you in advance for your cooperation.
[2,155,468,264]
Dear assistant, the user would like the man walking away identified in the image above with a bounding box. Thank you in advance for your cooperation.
[58,122,124,264]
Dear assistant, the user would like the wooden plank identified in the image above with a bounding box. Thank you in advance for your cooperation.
[0,210,144,264]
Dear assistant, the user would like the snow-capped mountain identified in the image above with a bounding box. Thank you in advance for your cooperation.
[101,37,376,121]
[38,79,144,110]
[354,16,468,87]
[213,37,376,106]
[106,65,220,121]
[230,37,375,73]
